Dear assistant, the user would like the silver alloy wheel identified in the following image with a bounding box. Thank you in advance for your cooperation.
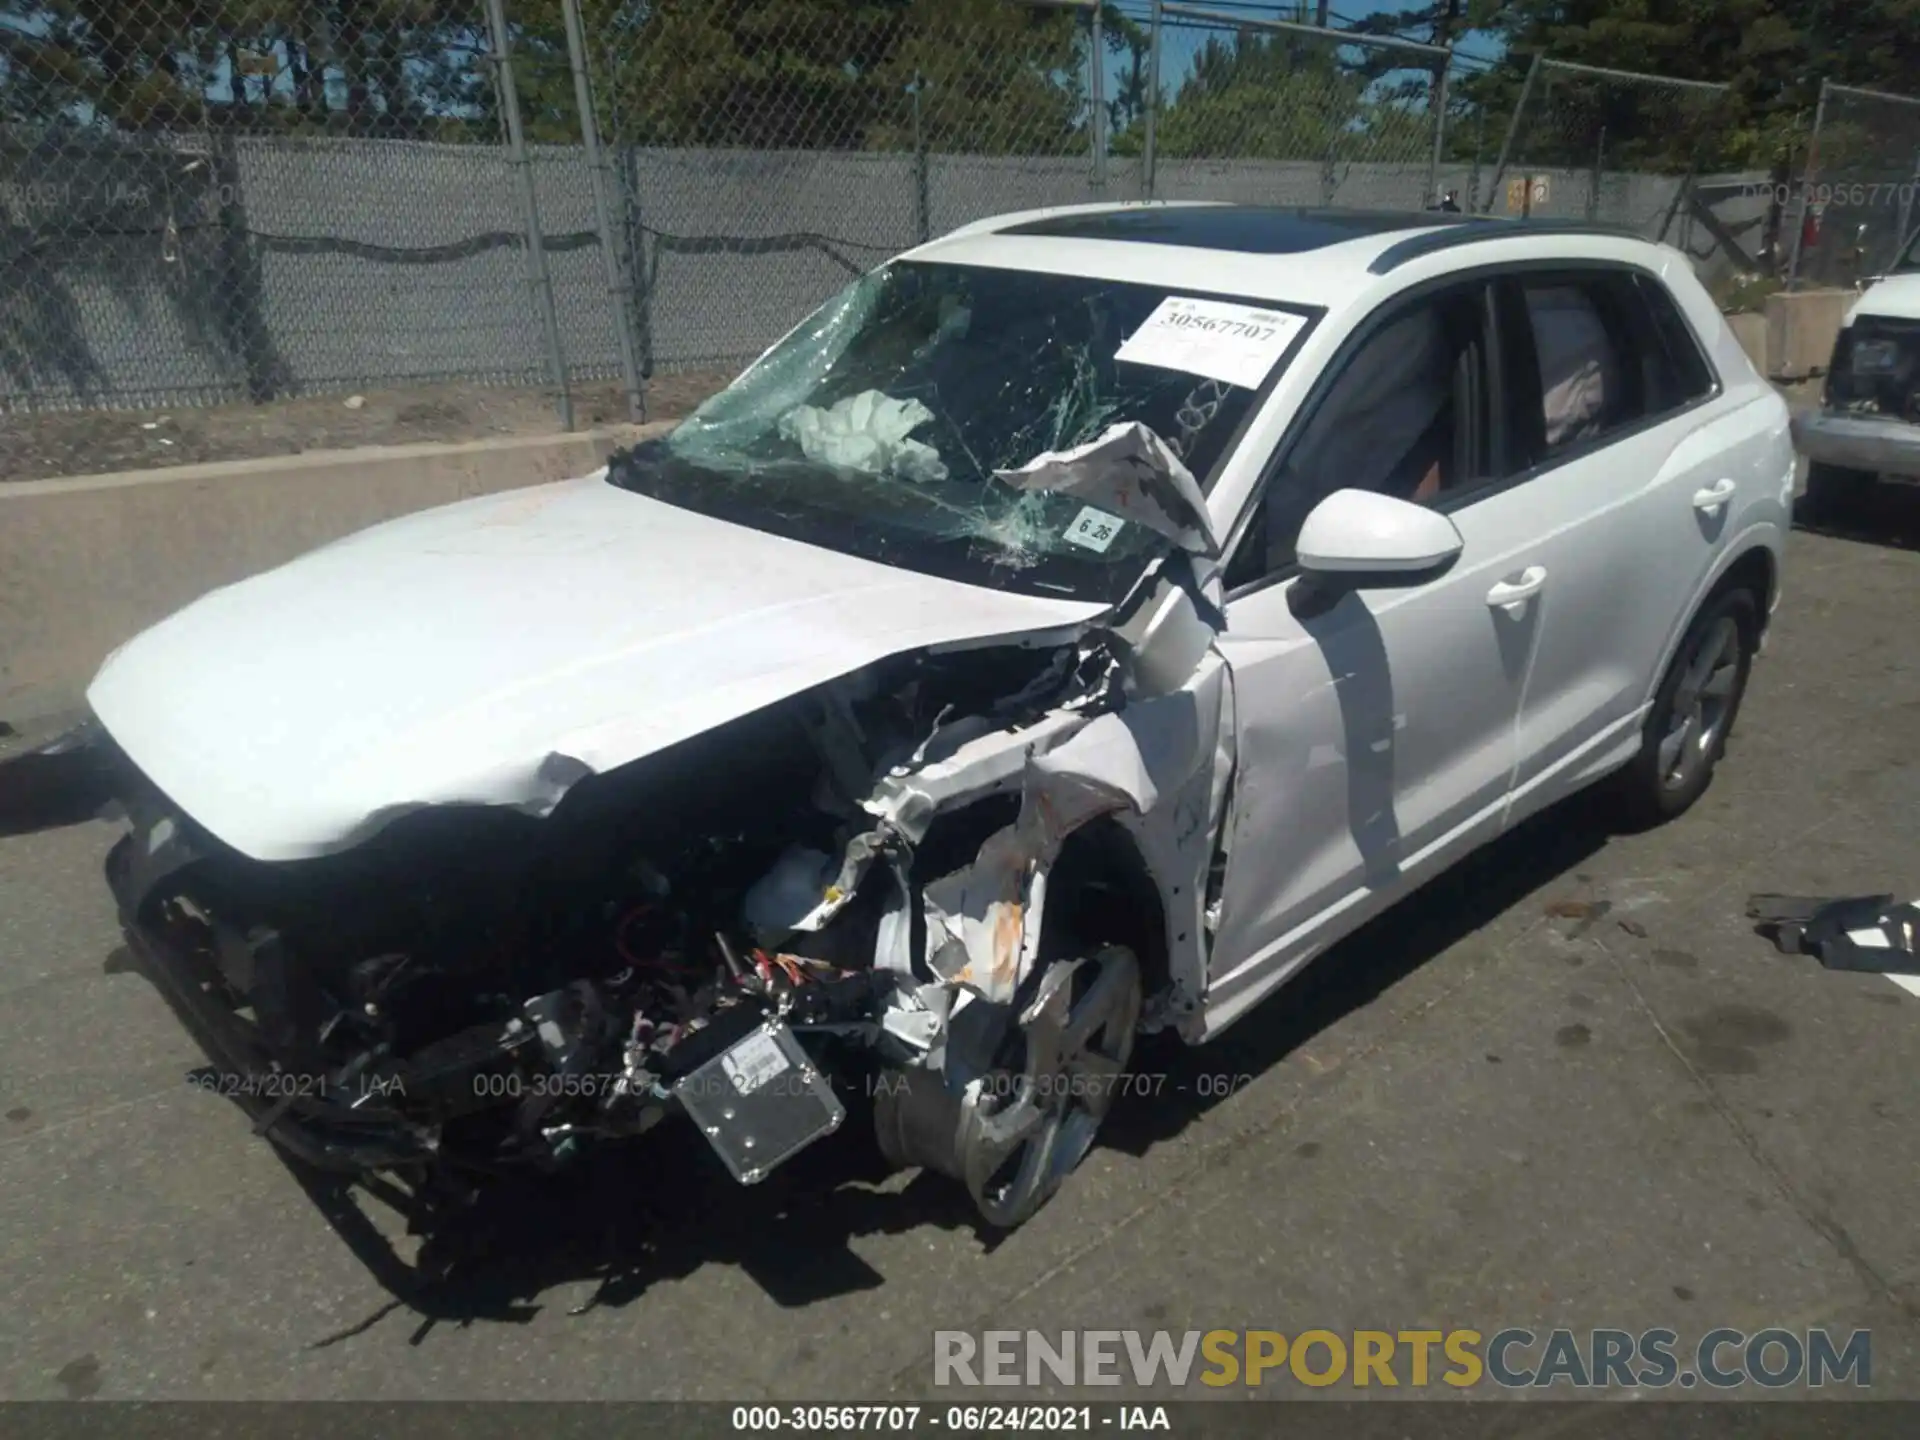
[872,945,1143,1228]
[958,946,1142,1227]
[1657,615,1743,792]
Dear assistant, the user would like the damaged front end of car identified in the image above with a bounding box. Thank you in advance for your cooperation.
[75,431,1235,1231]
[48,241,1288,1229]
[98,599,1226,1227]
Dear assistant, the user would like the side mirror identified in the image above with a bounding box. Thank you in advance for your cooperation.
[1295,488,1464,581]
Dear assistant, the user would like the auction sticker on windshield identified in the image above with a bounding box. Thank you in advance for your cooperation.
[1116,296,1307,389]
[1063,505,1126,554]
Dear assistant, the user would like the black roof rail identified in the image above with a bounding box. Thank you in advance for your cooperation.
[1368,219,1655,275]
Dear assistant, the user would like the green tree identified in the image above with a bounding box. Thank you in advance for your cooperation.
[1150,28,1365,161]
[1466,1,1920,255]
[1471,0,1920,172]
[1139,6,1444,169]
[0,0,491,137]
[1096,1,1152,154]
[546,0,1086,155]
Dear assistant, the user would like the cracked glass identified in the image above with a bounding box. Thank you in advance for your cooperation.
[608,260,1318,603]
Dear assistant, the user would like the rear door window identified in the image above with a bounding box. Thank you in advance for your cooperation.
[1522,279,1633,453]
[1504,269,1716,472]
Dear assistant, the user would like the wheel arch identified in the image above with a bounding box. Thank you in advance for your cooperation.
[1643,530,1780,709]
[1034,816,1173,1010]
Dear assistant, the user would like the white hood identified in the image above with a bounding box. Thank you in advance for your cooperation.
[1850,273,1920,324]
[88,474,1104,862]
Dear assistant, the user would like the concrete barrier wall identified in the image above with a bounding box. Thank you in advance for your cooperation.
[1725,311,1768,374]
[1766,288,1855,381]
[0,424,668,724]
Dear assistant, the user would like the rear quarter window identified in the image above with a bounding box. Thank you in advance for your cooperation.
[1633,273,1717,409]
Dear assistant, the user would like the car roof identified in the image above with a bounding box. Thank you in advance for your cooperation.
[995,204,1478,255]
[911,202,1664,311]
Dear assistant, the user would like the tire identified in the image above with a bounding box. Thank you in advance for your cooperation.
[873,944,1142,1229]
[1800,461,1875,527]
[1613,586,1758,828]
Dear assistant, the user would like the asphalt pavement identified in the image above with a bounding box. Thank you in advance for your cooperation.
[1,496,1918,1404]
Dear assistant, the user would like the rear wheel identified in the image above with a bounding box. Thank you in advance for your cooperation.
[1613,587,1758,827]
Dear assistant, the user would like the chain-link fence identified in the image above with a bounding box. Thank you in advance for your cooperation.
[585,0,1112,390]
[1787,82,1920,291]
[2,0,1902,426]
[1480,57,1741,240]
[0,0,607,413]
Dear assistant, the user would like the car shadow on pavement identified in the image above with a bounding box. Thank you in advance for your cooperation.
[1102,787,1616,1158]
[1793,483,1920,551]
[276,790,1618,1345]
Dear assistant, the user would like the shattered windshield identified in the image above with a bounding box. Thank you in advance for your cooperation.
[607,261,1318,603]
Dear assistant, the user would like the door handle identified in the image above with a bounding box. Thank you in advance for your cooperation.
[1486,565,1547,613]
[1692,478,1737,512]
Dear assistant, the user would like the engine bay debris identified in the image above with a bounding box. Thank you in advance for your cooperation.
[98,592,1233,1222]
[674,1018,846,1184]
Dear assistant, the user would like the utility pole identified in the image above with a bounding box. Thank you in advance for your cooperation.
[1314,0,1330,24]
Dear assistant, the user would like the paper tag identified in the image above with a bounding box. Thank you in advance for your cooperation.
[1063,505,1126,554]
[722,1030,791,1094]
[1115,296,1306,389]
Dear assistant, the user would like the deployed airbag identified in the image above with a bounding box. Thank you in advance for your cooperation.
[779,390,949,483]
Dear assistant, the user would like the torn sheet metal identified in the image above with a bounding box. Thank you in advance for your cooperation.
[743,830,894,942]
[920,692,1218,1006]
[993,421,1221,558]
[1748,893,1920,974]
[866,709,1091,845]
[778,389,949,484]
[921,773,1125,1004]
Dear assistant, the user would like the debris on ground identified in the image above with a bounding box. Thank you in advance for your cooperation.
[1545,897,1613,939]
[1748,893,1920,975]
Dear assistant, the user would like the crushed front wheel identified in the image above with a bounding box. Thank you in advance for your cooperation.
[874,945,1142,1228]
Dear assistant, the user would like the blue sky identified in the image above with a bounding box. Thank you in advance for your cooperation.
[1110,1,1507,70]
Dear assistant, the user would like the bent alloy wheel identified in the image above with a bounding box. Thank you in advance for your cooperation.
[1615,587,1757,826]
[874,945,1142,1229]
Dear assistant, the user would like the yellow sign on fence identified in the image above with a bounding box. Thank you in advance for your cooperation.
[1506,175,1551,212]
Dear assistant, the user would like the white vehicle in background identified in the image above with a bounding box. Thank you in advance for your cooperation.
[5,203,1794,1237]
[1793,228,1920,515]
